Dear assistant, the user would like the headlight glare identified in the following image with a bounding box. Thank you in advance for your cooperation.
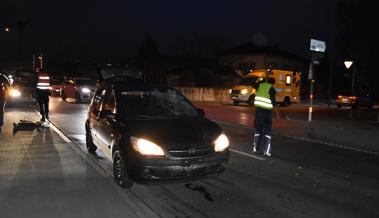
[81,87,91,93]
[131,137,164,156]
[10,89,21,97]
[214,134,229,152]
[241,89,248,95]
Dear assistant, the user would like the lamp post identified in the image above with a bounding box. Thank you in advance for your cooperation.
[344,60,355,119]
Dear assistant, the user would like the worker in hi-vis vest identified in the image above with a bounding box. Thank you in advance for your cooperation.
[36,68,51,122]
[253,77,276,156]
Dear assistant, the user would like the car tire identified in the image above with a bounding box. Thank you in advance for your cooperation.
[113,145,134,189]
[61,91,66,101]
[282,97,291,107]
[248,95,255,106]
[337,104,342,109]
[85,122,97,153]
[233,100,239,106]
[76,92,82,103]
[352,102,359,109]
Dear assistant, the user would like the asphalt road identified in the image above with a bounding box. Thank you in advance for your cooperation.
[47,97,379,218]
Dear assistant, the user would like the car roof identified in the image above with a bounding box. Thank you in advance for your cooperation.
[98,79,174,92]
[97,65,143,82]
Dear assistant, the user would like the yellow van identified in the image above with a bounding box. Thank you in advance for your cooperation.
[230,69,301,106]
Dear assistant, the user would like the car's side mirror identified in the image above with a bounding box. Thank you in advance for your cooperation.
[101,109,115,119]
[197,108,205,116]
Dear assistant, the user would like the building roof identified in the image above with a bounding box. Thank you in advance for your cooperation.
[217,42,308,62]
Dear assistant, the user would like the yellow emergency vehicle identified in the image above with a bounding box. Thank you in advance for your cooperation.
[230,69,301,106]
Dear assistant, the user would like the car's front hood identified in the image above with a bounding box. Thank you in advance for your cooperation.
[122,116,222,149]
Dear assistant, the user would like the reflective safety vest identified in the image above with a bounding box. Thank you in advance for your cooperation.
[36,72,50,90]
[254,82,273,109]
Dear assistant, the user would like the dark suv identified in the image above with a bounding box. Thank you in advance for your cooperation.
[85,68,229,188]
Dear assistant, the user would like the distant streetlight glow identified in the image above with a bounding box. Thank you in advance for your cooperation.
[4,27,10,32]
[344,61,353,69]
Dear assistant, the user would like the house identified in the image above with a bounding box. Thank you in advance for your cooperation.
[218,42,308,75]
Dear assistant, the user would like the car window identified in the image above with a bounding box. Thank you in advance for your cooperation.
[76,79,96,86]
[102,89,116,113]
[120,87,198,118]
[92,88,106,112]
[242,77,261,89]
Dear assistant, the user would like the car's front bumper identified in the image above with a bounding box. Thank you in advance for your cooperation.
[79,92,94,101]
[231,94,250,102]
[128,151,229,183]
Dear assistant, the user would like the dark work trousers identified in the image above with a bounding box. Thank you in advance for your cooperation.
[38,98,49,121]
[253,107,273,154]
[0,99,5,126]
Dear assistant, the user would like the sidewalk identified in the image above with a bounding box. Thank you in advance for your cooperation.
[0,107,142,218]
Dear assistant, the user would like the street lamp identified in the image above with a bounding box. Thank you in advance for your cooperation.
[344,60,355,119]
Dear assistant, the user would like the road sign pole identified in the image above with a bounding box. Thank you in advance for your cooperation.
[308,38,326,122]
[308,60,314,122]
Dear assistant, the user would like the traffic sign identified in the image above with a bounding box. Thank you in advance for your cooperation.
[310,39,326,53]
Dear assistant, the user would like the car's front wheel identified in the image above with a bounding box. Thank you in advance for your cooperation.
[248,95,255,106]
[61,91,66,101]
[85,122,97,153]
[113,145,134,189]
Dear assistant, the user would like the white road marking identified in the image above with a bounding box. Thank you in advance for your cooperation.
[49,122,72,143]
[34,111,72,143]
[230,148,266,161]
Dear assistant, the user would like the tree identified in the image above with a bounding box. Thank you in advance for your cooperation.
[135,37,167,85]
[335,0,379,97]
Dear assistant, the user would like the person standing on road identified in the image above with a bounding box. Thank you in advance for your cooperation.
[35,69,51,122]
[253,77,276,156]
[0,72,11,129]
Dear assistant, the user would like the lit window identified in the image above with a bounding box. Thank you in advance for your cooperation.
[286,75,291,85]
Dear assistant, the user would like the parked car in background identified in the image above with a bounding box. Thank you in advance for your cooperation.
[85,66,229,188]
[50,79,62,96]
[61,78,96,102]
[336,93,374,109]
[8,70,37,102]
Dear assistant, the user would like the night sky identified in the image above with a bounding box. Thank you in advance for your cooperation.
[1,0,337,60]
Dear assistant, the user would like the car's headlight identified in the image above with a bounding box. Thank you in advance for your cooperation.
[131,137,165,156]
[229,89,232,94]
[9,89,21,97]
[214,134,229,152]
[241,89,248,95]
[81,87,91,93]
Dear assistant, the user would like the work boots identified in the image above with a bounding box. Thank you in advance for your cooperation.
[253,133,261,153]
[263,135,272,156]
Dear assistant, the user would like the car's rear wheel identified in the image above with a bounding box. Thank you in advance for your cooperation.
[233,100,239,106]
[113,146,134,189]
[85,122,97,153]
[76,92,82,103]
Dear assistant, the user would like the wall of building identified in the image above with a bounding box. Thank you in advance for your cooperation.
[176,87,232,103]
